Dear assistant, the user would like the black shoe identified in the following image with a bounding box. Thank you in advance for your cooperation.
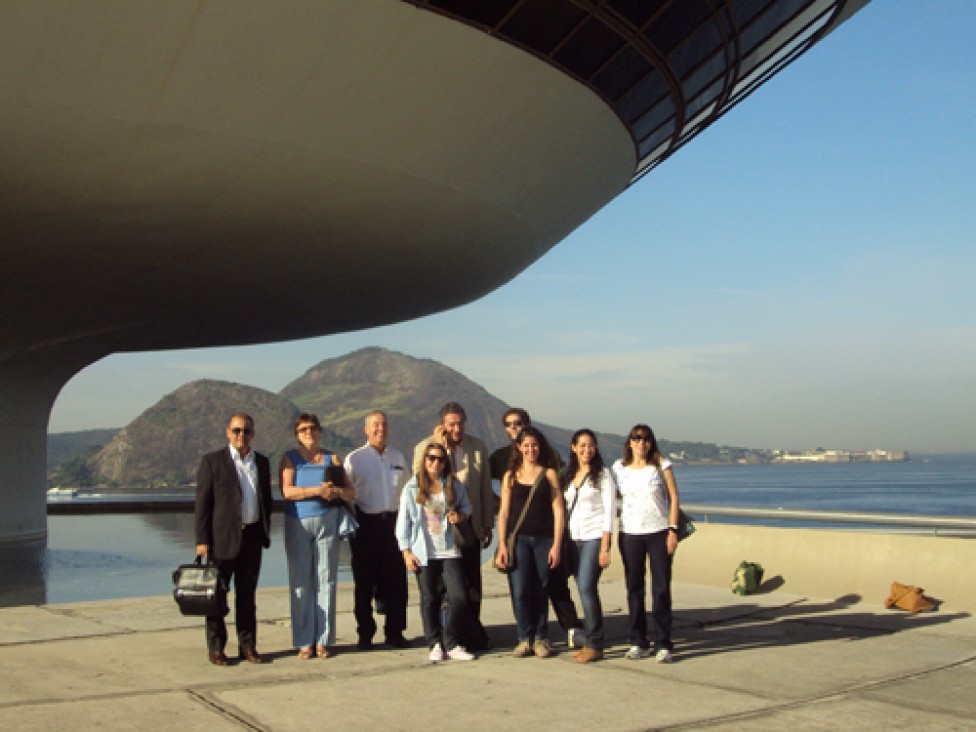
[465,635,493,652]
[357,636,374,651]
[384,634,409,649]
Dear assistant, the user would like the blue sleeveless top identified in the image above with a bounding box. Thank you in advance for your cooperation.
[284,449,333,519]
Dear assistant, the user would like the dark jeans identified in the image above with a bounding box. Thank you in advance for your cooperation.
[548,558,583,632]
[619,530,673,652]
[458,542,490,647]
[350,511,407,641]
[573,539,605,650]
[206,523,263,653]
[507,534,552,642]
[415,557,468,650]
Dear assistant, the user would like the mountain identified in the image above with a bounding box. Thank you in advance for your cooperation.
[279,347,626,462]
[86,379,353,489]
[279,347,511,454]
[47,429,118,470]
[52,348,773,489]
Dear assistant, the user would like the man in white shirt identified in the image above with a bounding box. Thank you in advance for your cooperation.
[344,410,409,649]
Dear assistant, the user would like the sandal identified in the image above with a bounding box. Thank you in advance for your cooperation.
[298,647,313,660]
[316,645,332,659]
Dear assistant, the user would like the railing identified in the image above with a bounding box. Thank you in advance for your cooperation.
[682,503,976,537]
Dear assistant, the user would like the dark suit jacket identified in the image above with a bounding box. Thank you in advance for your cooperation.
[194,447,273,560]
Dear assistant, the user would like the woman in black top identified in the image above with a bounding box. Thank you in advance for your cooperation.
[495,427,565,658]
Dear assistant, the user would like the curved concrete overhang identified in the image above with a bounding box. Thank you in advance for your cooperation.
[0,1,634,542]
[1,1,634,357]
[0,0,871,543]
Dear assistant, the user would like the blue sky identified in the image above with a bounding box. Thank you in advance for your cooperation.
[51,2,976,453]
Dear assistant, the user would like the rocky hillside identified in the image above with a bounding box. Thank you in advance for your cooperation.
[279,347,513,454]
[86,380,353,489]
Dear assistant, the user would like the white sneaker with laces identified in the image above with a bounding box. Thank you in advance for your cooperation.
[428,643,445,662]
[655,649,673,663]
[447,645,475,661]
[625,645,650,660]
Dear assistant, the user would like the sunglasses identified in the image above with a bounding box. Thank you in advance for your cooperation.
[504,420,523,428]
[630,434,651,442]
[230,428,253,436]
[425,454,447,463]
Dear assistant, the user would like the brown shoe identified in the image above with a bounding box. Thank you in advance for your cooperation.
[208,650,229,666]
[240,648,264,664]
[575,647,604,663]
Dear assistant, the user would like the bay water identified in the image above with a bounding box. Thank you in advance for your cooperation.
[3,453,972,607]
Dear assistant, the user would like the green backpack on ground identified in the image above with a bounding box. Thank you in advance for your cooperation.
[731,561,764,595]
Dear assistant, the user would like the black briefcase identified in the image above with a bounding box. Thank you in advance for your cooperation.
[172,555,228,617]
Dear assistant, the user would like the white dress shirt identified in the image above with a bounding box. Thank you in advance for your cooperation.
[344,442,408,514]
[230,444,259,525]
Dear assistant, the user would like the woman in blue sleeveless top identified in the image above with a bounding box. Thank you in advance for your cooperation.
[280,413,356,659]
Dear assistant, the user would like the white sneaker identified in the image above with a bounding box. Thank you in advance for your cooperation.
[625,645,650,660]
[567,628,582,649]
[428,643,445,662]
[447,645,475,661]
[655,649,673,663]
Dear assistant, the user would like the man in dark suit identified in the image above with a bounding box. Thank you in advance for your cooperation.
[194,412,274,666]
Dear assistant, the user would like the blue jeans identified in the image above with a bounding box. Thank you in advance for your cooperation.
[619,530,673,652]
[415,557,468,650]
[507,534,552,642]
[573,539,605,650]
[284,509,341,648]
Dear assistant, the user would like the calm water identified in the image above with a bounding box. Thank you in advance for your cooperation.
[1,453,973,608]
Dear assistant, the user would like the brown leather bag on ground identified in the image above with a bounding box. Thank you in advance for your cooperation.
[884,581,934,612]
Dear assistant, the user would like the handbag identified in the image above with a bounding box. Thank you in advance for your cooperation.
[677,507,695,541]
[494,471,545,573]
[561,480,581,576]
[172,555,228,617]
[884,582,934,613]
[449,498,479,550]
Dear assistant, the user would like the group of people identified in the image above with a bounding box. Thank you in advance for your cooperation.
[193,404,681,666]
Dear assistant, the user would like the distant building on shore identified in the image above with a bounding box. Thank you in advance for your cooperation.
[772,449,909,464]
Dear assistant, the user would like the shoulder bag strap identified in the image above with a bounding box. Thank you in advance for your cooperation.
[510,469,545,538]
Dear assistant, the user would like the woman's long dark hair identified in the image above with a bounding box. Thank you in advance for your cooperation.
[561,428,605,489]
[506,426,557,478]
[622,423,663,469]
[416,442,456,506]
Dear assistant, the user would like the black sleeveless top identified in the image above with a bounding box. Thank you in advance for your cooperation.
[506,477,554,537]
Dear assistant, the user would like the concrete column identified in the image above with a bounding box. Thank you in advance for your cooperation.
[0,351,85,545]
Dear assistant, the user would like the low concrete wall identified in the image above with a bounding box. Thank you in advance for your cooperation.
[606,524,974,614]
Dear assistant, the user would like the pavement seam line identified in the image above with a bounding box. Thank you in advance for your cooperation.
[187,689,266,731]
[648,653,976,730]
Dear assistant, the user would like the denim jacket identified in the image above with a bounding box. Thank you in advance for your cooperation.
[395,476,472,567]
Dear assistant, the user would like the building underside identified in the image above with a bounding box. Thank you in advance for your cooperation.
[0,0,869,543]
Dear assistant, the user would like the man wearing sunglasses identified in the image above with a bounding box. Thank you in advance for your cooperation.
[194,412,274,666]
[488,408,584,650]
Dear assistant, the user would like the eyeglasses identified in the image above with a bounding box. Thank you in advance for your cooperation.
[630,434,651,442]
[504,420,523,428]
[297,426,320,433]
[230,428,253,436]
[425,454,447,463]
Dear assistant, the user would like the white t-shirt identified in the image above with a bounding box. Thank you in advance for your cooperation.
[612,459,673,535]
[423,492,460,560]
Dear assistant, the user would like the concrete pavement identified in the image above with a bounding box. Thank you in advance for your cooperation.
[1,568,973,731]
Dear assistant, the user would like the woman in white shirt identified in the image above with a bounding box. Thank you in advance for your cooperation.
[562,429,616,663]
[396,442,475,663]
[612,424,680,663]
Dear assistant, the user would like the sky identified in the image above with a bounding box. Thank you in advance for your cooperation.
[50,2,976,454]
